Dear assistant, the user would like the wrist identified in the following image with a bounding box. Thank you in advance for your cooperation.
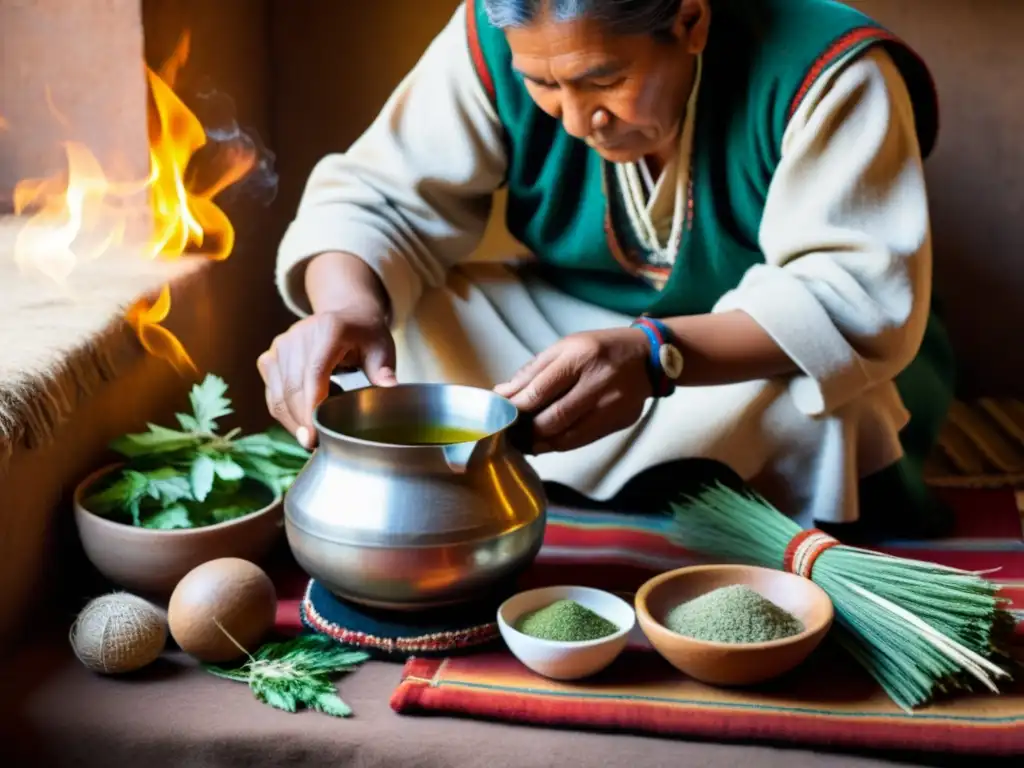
[306,251,391,323]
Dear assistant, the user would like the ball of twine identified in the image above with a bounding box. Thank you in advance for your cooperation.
[69,592,168,674]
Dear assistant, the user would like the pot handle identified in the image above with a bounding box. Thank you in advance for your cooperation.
[505,410,537,455]
[329,367,373,392]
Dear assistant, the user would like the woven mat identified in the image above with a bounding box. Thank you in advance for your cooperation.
[0,216,204,467]
[275,487,1024,756]
[925,398,1024,488]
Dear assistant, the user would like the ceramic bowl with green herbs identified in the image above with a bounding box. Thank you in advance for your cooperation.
[498,585,635,680]
[74,374,311,598]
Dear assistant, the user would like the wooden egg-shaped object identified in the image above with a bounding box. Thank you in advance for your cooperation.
[168,557,277,663]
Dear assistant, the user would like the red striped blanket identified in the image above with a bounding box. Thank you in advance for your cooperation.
[275,487,1024,755]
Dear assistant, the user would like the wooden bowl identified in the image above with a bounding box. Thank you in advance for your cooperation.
[635,564,833,686]
[74,463,283,601]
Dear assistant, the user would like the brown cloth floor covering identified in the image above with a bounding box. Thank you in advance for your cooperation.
[0,641,1016,768]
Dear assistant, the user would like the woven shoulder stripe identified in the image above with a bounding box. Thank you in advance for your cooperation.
[788,26,899,120]
[465,0,496,103]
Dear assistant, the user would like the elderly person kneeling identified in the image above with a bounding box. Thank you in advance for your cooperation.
[261,0,955,537]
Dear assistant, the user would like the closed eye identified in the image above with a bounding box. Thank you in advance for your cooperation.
[514,60,627,91]
[588,78,625,91]
[523,75,558,89]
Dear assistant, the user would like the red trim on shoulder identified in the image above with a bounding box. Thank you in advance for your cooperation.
[465,0,496,103]
[788,26,899,120]
[789,25,940,156]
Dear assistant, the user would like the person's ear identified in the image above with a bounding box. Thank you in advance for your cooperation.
[673,0,710,54]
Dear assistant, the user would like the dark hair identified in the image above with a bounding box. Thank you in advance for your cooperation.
[483,0,684,39]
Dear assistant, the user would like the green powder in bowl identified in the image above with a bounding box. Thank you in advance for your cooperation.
[515,599,619,642]
[664,584,804,643]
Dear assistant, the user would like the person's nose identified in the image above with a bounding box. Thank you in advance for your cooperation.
[559,92,594,140]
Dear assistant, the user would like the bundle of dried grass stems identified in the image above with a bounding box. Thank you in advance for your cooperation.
[671,484,1017,711]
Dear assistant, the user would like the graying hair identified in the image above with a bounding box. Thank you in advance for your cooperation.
[483,0,684,38]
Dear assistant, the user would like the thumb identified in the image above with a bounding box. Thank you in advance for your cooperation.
[362,335,398,387]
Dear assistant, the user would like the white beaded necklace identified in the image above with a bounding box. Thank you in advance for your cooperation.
[617,152,687,266]
[613,55,703,268]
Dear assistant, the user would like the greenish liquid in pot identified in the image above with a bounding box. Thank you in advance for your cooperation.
[351,424,490,446]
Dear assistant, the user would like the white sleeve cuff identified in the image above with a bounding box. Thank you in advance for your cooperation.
[714,265,872,416]
[275,205,423,326]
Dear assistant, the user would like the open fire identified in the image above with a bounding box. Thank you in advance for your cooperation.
[9,32,256,376]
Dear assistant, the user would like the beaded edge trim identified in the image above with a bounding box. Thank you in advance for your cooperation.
[299,580,501,654]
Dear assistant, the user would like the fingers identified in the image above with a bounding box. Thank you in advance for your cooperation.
[494,346,560,399]
[258,318,346,447]
[299,322,348,448]
[275,329,326,443]
[362,335,398,387]
[258,311,398,446]
[258,350,302,439]
[509,356,579,416]
[299,358,331,449]
[498,342,580,414]
[531,366,611,438]
[535,390,640,454]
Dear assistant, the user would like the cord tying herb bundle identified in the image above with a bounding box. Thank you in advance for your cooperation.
[84,374,310,529]
[671,483,1017,711]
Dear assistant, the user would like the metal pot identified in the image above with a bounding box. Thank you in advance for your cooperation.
[284,372,547,610]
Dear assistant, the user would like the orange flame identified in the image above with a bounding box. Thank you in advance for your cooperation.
[11,32,256,375]
[125,285,198,378]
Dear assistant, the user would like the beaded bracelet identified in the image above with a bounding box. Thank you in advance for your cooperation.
[630,316,684,398]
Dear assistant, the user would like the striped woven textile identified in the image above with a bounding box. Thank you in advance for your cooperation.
[274,487,1024,755]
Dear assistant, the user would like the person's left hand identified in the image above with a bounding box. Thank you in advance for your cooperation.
[494,328,653,454]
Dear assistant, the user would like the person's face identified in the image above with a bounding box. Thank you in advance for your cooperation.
[504,1,709,164]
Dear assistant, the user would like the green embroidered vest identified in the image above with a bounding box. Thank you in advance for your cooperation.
[466,0,955,478]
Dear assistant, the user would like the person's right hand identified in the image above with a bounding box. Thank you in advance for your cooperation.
[257,308,397,449]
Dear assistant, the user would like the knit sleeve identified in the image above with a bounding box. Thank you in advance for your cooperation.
[712,47,933,416]
[274,3,508,325]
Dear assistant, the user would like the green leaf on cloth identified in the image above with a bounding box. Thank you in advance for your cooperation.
[204,634,369,718]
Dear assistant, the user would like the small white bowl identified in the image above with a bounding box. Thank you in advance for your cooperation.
[497,585,635,681]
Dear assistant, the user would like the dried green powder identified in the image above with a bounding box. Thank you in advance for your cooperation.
[665,585,803,643]
[515,599,619,642]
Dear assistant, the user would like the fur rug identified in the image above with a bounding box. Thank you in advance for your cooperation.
[0,216,205,467]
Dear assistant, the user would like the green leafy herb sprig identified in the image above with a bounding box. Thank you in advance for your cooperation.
[83,374,310,530]
[205,634,370,717]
